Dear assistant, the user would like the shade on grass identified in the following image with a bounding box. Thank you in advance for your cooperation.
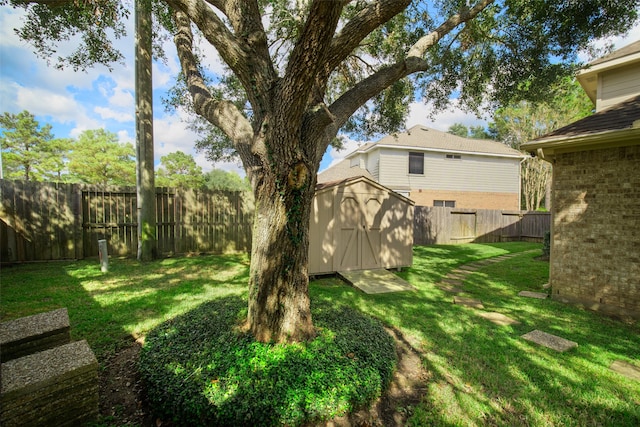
[2,242,638,426]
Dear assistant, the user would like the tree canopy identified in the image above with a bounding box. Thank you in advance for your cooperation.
[5,0,638,342]
[156,151,204,188]
[204,169,250,192]
[0,110,71,181]
[448,123,492,140]
[68,128,136,187]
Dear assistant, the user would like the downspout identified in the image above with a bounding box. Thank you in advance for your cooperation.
[519,155,527,211]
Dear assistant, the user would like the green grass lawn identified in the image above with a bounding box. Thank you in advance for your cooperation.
[2,242,639,426]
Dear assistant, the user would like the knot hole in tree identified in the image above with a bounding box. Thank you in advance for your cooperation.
[287,162,309,190]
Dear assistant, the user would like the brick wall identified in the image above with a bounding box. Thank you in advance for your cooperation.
[409,189,520,210]
[551,144,640,319]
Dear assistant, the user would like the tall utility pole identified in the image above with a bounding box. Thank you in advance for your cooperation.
[135,0,157,261]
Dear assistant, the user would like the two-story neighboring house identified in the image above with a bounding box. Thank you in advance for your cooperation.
[522,40,640,319]
[319,125,524,210]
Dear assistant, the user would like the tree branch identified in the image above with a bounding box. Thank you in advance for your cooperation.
[324,0,495,153]
[167,0,275,117]
[325,0,411,74]
[325,56,428,152]
[173,10,257,168]
[278,0,346,121]
[408,0,495,58]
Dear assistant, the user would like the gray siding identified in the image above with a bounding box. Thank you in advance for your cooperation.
[367,151,380,181]
[378,148,520,193]
[598,64,640,111]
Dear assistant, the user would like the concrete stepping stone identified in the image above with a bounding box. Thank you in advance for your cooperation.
[438,284,464,293]
[453,296,484,309]
[451,269,472,276]
[459,265,479,271]
[542,283,551,289]
[518,291,548,299]
[477,312,520,326]
[521,330,578,352]
[441,278,464,286]
[610,360,640,381]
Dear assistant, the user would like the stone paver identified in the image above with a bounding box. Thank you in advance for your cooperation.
[521,330,578,352]
[441,278,464,286]
[477,311,520,326]
[610,360,640,381]
[518,291,548,299]
[438,284,464,293]
[459,265,479,271]
[451,269,472,276]
[453,296,484,309]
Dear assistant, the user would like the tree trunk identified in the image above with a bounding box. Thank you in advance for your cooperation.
[246,146,317,343]
[135,0,157,261]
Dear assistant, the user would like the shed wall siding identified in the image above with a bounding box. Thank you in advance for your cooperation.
[597,64,640,111]
[551,143,640,318]
[308,178,413,275]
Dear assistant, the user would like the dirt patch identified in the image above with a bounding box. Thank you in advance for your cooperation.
[98,328,429,426]
[98,341,153,426]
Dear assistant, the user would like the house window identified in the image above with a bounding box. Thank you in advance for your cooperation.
[446,154,461,160]
[409,152,424,174]
[434,200,456,208]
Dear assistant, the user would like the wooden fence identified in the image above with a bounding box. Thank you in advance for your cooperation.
[1,180,551,263]
[1,180,253,262]
[414,206,550,245]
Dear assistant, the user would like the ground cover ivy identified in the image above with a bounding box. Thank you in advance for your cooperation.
[139,296,396,426]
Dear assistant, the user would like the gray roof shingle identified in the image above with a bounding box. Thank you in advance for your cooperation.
[590,40,640,66]
[317,159,373,183]
[528,94,640,143]
[352,125,522,157]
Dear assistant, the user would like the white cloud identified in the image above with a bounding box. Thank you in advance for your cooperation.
[117,129,134,145]
[110,87,135,109]
[406,100,487,132]
[94,106,134,123]
[579,22,640,62]
[152,113,199,157]
[15,84,90,122]
[322,135,372,171]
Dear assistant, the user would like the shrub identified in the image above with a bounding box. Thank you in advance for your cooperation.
[139,296,396,426]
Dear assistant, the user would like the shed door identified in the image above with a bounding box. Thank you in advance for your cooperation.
[335,193,383,271]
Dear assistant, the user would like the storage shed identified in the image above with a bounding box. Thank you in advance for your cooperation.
[309,176,414,275]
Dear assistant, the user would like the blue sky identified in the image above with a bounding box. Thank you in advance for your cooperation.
[1,7,638,176]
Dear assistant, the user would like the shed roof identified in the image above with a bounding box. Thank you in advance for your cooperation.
[315,175,414,205]
[347,125,523,158]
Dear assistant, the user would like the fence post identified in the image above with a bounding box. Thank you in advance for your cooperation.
[98,239,108,272]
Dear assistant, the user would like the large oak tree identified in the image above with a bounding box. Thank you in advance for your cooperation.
[4,0,638,342]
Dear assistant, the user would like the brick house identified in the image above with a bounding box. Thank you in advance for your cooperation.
[522,41,640,319]
[319,125,524,210]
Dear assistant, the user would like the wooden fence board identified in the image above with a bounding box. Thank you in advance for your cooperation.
[1,181,253,262]
[414,206,550,245]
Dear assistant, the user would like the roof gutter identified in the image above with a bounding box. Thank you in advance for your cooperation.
[345,144,524,160]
